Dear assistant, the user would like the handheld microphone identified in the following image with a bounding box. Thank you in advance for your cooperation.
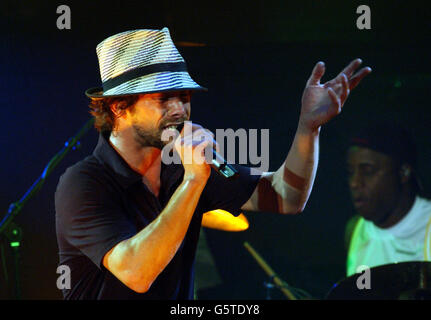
[175,121,239,179]
[210,149,239,179]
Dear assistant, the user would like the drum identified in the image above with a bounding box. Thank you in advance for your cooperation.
[327,261,431,300]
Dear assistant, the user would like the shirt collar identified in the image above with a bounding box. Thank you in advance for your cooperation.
[93,131,183,190]
[93,131,143,189]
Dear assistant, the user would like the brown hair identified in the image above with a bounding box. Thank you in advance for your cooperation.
[89,95,140,133]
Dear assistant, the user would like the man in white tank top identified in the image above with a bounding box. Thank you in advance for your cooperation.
[345,122,431,277]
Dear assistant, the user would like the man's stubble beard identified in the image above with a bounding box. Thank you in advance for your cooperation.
[132,124,167,150]
[132,114,187,150]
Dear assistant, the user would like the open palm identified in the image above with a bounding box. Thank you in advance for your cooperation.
[300,59,372,131]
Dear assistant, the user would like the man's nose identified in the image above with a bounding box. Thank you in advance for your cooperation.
[167,98,186,118]
[349,171,362,190]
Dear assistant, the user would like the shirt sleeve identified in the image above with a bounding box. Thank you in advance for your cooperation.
[55,164,137,269]
[201,164,261,216]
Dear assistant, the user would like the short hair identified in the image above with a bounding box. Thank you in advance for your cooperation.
[349,121,423,193]
[88,95,140,133]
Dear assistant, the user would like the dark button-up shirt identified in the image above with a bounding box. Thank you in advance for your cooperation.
[55,132,260,299]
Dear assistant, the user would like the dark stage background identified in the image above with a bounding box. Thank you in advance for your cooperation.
[0,1,430,299]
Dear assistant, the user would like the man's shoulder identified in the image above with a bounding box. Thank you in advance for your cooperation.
[411,196,431,225]
[56,155,107,191]
[344,214,362,250]
[418,196,431,209]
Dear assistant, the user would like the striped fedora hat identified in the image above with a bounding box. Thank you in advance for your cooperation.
[85,27,206,98]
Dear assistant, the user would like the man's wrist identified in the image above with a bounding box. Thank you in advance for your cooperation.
[182,172,210,186]
[297,119,321,137]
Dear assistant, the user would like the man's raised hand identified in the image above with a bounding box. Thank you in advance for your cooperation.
[299,59,372,132]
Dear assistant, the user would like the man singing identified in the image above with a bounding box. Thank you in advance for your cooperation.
[55,27,371,299]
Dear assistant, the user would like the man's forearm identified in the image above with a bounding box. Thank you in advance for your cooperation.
[272,123,320,213]
[103,177,207,293]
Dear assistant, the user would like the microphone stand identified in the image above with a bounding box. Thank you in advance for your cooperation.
[0,118,95,299]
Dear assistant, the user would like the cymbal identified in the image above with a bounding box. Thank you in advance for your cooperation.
[327,261,431,300]
[201,209,249,232]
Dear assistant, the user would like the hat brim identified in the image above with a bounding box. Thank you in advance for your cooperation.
[85,85,207,99]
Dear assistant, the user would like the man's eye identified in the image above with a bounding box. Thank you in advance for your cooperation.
[154,97,169,102]
[361,166,376,175]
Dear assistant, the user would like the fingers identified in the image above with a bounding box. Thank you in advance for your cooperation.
[192,139,212,165]
[340,73,350,104]
[349,66,372,90]
[324,72,349,98]
[184,126,217,149]
[328,87,341,114]
[182,128,214,148]
[306,61,326,86]
[324,59,371,93]
[180,122,203,137]
[176,125,219,163]
[326,73,348,115]
[339,58,372,90]
[339,58,363,79]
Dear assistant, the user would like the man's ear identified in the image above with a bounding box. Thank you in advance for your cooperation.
[400,164,412,184]
[110,101,128,119]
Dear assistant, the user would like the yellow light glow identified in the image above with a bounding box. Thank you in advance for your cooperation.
[202,209,249,232]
